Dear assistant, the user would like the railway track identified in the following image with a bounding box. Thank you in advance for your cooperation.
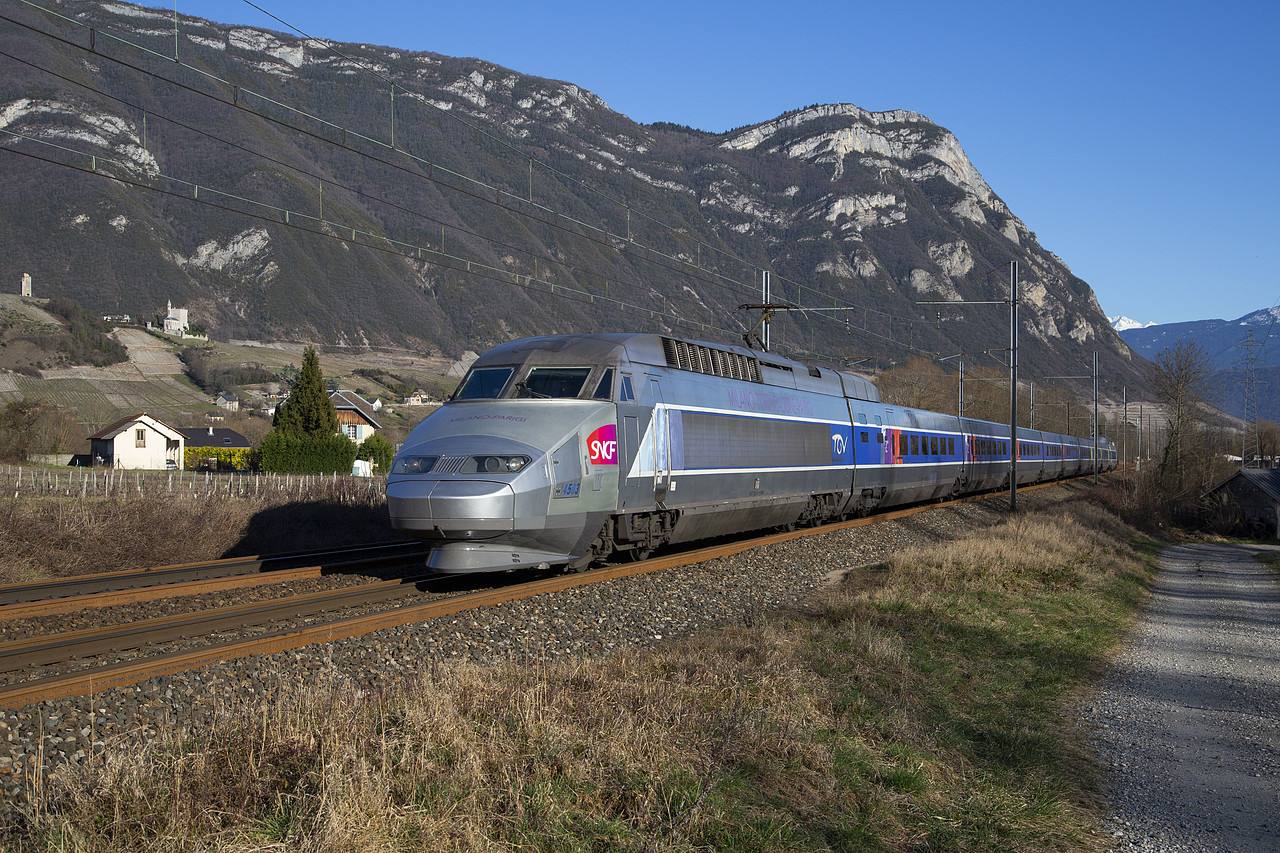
[0,541,431,616]
[0,476,1093,710]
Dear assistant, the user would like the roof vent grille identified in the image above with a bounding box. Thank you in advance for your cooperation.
[661,338,760,382]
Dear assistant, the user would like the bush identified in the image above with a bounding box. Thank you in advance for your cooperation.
[356,432,395,474]
[183,446,259,471]
[260,431,358,474]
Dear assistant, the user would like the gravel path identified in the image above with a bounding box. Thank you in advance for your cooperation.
[1085,542,1280,852]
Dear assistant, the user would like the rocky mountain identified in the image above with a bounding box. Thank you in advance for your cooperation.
[0,0,1147,395]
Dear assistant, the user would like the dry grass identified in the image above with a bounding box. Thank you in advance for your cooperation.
[0,473,402,584]
[7,498,1156,851]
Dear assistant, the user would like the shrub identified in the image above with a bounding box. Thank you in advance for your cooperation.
[183,446,259,471]
[260,431,358,474]
[356,432,394,473]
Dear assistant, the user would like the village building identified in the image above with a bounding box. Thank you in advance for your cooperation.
[176,426,252,451]
[88,413,185,470]
[401,390,432,406]
[162,300,189,336]
[329,390,381,444]
[1202,469,1280,538]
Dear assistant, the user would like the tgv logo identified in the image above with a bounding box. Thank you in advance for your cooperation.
[831,433,848,456]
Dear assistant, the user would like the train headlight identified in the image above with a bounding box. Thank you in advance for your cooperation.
[391,455,438,475]
[464,454,530,474]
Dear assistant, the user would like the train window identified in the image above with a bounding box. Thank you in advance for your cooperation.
[592,368,614,400]
[455,367,514,399]
[858,412,867,423]
[860,431,869,443]
[620,375,635,402]
[948,437,955,456]
[875,416,883,426]
[910,435,919,455]
[519,367,592,398]
[877,433,884,444]
[930,437,938,455]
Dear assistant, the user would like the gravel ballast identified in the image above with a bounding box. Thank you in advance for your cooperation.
[7,481,1278,851]
[1,485,1078,812]
[1085,542,1280,852]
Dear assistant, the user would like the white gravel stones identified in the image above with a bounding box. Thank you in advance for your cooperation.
[1085,542,1280,852]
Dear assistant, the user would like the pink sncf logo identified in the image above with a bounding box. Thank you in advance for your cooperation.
[588,424,618,465]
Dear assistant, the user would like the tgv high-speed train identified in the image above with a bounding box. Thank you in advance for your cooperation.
[387,334,1116,573]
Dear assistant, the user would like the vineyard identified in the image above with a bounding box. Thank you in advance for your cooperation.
[0,463,386,504]
[4,374,208,427]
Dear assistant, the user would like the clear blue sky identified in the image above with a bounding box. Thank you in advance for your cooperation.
[171,0,1279,327]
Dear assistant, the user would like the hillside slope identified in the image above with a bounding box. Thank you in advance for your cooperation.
[0,0,1145,396]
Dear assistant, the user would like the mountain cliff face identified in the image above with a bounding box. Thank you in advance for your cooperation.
[0,0,1145,393]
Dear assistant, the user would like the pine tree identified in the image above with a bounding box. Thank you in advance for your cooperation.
[273,346,339,439]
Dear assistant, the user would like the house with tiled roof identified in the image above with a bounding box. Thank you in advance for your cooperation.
[88,413,185,469]
[329,390,381,444]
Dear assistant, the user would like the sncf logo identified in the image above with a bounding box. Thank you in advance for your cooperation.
[588,424,618,465]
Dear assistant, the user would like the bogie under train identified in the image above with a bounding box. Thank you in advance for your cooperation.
[388,334,1116,573]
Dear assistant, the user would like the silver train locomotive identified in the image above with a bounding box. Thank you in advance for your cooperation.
[387,333,1116,573]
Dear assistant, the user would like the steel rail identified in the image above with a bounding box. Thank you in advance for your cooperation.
[0,473,1105,709]
[0,573,440,673]
[0,541,428,606]
[0,564,330,621]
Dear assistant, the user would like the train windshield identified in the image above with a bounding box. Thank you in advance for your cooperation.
[455,367,514,400]
[515,367,592,398]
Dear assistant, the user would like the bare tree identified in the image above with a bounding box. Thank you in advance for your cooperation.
[877,357,952,412]
[1148,337,1217,496]
[1257,419,1280,467]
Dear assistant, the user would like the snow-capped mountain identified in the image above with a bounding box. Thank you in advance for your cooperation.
[1109,315,1156,332]
[1117,306,1280,422]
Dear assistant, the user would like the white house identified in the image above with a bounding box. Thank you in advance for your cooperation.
[88,413,185,469]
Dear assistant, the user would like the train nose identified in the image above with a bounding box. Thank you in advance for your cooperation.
[388,479,515,539]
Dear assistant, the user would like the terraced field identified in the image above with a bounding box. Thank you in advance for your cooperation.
[3,374,208,426]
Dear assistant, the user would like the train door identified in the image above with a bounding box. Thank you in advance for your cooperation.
[550,434,582,503]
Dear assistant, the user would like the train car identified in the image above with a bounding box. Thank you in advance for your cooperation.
[388,333,1111,573]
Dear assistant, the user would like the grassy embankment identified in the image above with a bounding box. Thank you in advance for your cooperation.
[6,490,1157,852]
